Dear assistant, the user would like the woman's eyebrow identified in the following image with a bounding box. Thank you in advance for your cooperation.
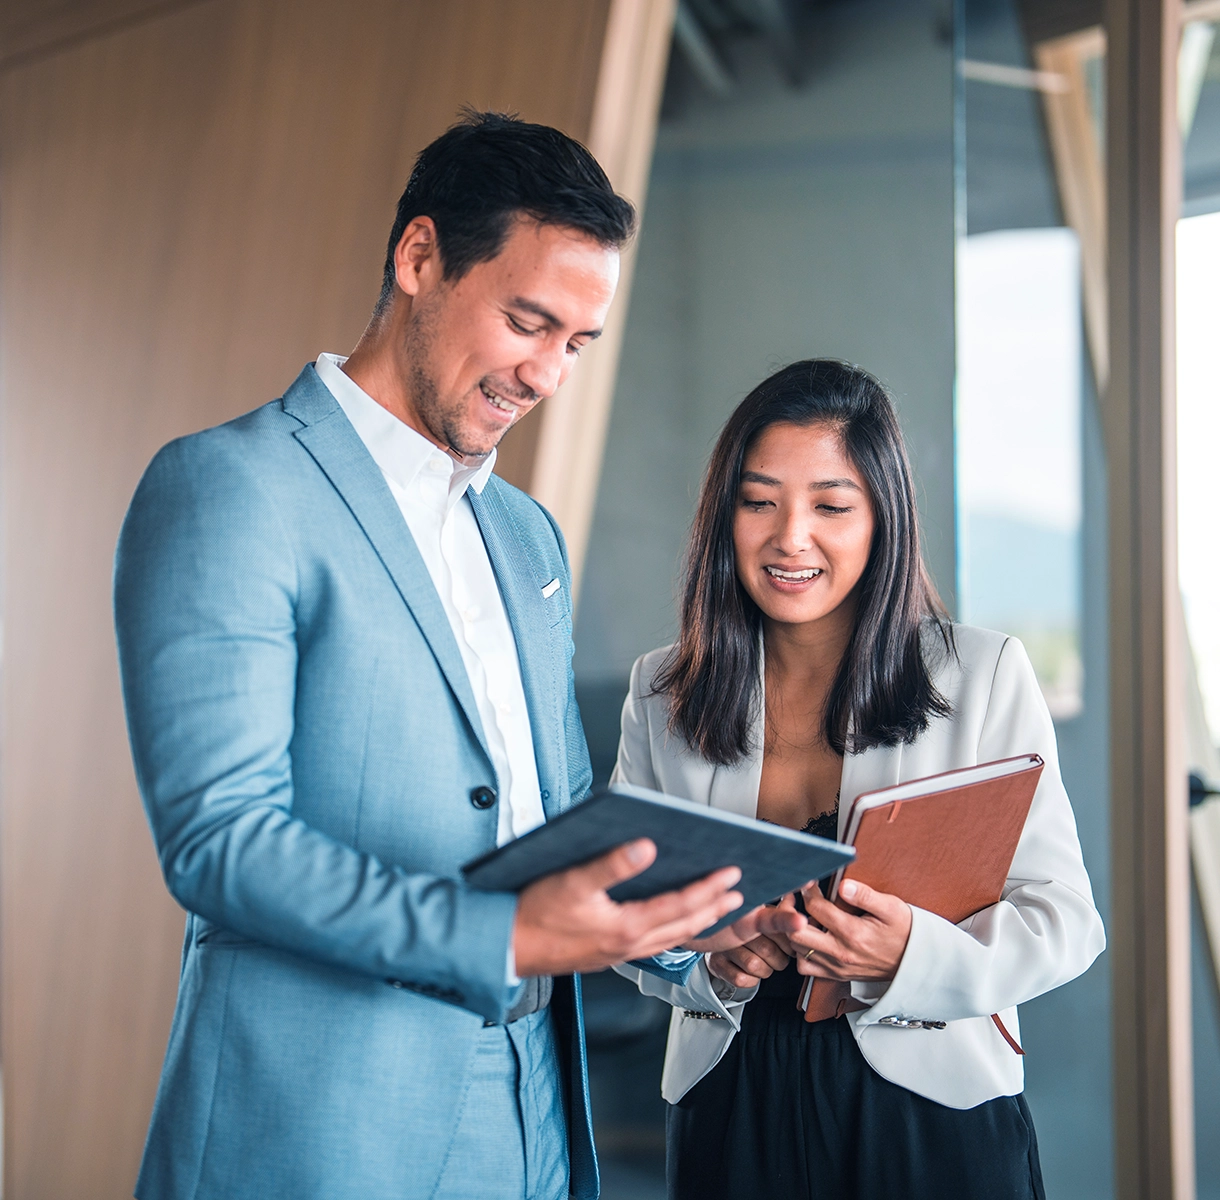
[811,478,861,491]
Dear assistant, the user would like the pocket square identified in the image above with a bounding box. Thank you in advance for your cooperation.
[541,578,561,599]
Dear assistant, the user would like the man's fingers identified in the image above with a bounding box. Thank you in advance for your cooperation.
[569,838,657,893]
[622,865,742,931]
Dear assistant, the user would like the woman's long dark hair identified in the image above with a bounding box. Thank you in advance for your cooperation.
[653,359,953,765]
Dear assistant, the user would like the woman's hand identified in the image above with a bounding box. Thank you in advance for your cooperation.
[683,890,807,954]
[790,879,912,982]
[707,934,791,989]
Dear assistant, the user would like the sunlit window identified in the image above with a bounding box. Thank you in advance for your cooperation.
[1178,209,1220,747]
[956,227,1084,718]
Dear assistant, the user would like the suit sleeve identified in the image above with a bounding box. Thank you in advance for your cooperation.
[114,436,521,1024]
[855,636,1106,1026]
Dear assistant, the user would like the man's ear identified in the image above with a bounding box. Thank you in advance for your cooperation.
[393,216,441,299]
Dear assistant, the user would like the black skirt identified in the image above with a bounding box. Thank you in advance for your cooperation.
[666,963,1045,1200]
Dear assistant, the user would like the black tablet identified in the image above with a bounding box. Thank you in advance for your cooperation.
[462,782,855,936]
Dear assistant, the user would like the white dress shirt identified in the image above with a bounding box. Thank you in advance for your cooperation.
[315,354,547,852]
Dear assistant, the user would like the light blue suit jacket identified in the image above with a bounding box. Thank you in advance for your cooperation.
[115,365,601,1199]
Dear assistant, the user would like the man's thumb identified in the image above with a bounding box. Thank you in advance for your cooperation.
[575,838,657,894]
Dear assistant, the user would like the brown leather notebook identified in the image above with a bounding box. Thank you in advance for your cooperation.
[798,753,1044,1043]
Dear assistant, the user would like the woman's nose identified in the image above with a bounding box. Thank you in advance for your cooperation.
[770,510,813,556]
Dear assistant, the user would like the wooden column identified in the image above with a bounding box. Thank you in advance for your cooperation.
[1104,0,1193,1196]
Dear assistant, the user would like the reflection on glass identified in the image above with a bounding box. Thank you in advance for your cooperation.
[956,229,1083,717]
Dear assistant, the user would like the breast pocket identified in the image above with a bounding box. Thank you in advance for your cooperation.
[540,577,571,629]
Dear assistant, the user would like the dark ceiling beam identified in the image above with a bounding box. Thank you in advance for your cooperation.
[1017,0,1103,47]
[673,0,736,96]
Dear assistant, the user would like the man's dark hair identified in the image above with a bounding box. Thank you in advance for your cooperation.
[377,110,636,311]
[653,360,955,765]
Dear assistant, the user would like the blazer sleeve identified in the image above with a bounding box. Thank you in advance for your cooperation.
[610,653,662,791]
[854,636,1106,1027]
[114,435,520,1025]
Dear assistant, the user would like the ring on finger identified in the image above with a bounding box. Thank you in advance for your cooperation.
[804,948,816,963]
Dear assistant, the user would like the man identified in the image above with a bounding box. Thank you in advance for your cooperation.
[115,112,798,1200]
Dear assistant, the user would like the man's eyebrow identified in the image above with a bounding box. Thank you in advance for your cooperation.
[508,297,602,340]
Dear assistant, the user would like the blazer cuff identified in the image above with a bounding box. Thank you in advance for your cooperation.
[628,949,701,988]
[852,904,972,1028]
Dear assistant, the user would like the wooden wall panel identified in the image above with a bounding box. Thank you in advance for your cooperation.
[0,0,202,67]
[0,1,620,1195]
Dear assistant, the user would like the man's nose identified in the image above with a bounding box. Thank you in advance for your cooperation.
[516,341,568,400]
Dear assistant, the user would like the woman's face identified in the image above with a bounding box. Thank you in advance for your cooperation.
[732,421,876,629]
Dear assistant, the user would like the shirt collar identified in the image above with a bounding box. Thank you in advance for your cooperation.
[315,353,497,498]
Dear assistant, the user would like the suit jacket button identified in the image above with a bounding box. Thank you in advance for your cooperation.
[470,786,497,810]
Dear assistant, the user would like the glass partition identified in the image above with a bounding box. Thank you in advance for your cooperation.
[956,2,1113,1195]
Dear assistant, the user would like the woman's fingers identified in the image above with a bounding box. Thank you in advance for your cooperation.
[838,877,904,919]
[707,950,768,988]
[742,935,790,972]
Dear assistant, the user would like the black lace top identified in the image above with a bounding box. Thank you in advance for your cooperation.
[760,788,840,842]
[799,805,839,842]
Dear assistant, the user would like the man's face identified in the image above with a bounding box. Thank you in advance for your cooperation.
[399,217,620,458]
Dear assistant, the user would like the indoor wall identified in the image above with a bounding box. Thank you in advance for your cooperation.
[0,2,652,1195]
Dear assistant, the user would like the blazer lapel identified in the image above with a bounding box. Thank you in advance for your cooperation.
[282,367,492,767]
[468,485,562,819]
[708,639,765,817]
[699,632,907,840]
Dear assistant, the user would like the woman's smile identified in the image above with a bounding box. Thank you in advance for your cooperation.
[762,564,826,591]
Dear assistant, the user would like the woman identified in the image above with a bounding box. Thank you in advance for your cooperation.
[613,360,1104,1200]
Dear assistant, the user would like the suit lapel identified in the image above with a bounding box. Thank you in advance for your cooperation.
[283,367,492,767]
[468,484,562,819]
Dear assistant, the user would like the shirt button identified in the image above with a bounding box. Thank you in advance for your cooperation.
[462,605,480,622]
[498,701,511,716]
[428,457,448,473]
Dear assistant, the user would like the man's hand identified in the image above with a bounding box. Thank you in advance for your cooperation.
[789,879,912,981]
[512,839,746,976]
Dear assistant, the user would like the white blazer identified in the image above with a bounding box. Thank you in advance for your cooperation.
[613,624,1105,1110]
